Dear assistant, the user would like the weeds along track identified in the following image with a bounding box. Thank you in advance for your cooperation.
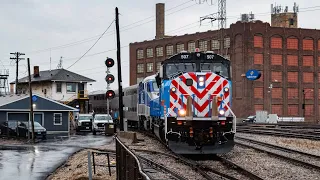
[236,137,320,171]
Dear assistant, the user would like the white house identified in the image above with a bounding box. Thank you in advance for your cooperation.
[10,66,95,113]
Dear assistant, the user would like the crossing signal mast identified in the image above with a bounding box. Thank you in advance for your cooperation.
[105,57,115,114]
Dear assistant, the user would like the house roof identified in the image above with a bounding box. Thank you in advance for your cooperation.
[0,94,79,112]
[10,68,95,84]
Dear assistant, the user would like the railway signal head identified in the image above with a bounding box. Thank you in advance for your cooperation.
[105,74,115,84]
[105,58,115,68]
[106,90,115,99]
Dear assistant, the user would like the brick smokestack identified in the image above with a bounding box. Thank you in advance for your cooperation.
[34,66,39,77]
[156,3,165,39]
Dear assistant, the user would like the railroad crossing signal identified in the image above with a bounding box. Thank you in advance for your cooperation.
[105,57,115,100]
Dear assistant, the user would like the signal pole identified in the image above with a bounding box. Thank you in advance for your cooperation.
[27,58,35,143]
[115,7,124,131]
[10,52,25,94]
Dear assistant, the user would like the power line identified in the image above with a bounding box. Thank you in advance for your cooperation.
[66,20,115,69]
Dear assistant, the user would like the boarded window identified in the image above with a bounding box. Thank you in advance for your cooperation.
[304,89,314,99]
[199,40,208,51]
[303,56,313,66]
[166,45,174,56]
[287,37,298,49]
[271,71,282,82]
[271,54,282,65]
[271,37,282,49]
[254,35,263,48]
[272,105,282,116]
[303,39,313,50]
[305,105,314,116]
[287,55,298,66]
[288,105,299,116]
[287,72,298,82]
[272,88,282,98]
[288,88,298,99]
[254,105,263,111]
[254,88,263,98]
[303,72,314,83]
[254,54,263,64]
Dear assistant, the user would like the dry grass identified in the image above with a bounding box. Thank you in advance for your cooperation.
[274,138,320,150]
[47,142,116,180]
[0,137,26,144]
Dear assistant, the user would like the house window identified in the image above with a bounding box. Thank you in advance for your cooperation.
[147,63,153,72]
[66,83,76,93]
[137,49,144,59]
[147,48,153,58]
[56,82,62,93]
[166,45,174,56]
[53,113,62,125]
[137,64,144,73]
[156,46,163,57]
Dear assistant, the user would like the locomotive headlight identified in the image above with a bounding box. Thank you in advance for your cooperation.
[199,76,204,82]
[171,87,176,92]
[219,109,225,116]
[178,109,186,116]
[199,81,204,86]
[224,87,229,92]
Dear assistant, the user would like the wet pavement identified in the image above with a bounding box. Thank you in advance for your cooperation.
[0,133,113,180]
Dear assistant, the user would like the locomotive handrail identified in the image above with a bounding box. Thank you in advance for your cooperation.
[224,102,236,133]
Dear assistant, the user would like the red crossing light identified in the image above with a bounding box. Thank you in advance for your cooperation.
[105,74,115,84]
[105,58,114,68]
[106,90,115,99]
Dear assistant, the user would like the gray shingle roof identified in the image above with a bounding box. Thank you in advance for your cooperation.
[10,68,95,84]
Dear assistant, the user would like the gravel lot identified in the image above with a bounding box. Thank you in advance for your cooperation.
[236,132,320,156]
[0,137,26,144]
[221,145,320,180]
[47,140,116,180]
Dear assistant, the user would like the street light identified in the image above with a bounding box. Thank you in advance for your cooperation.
[302,89,313,117]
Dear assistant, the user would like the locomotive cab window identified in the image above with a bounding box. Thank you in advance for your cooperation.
[165,63,196,78]
[200,62,229,78]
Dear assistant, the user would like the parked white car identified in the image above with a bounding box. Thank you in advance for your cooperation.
[92,114,113,135]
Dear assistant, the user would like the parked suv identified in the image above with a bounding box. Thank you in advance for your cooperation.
[92,114,113,135]
[75,114,93,132]
[242,115,256,123]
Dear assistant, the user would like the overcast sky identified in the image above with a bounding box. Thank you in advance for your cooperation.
[1,0,320,92]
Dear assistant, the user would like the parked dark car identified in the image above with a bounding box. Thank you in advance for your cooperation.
[18,121,47,140]
[0,121,19,136]
[242,115,256,123]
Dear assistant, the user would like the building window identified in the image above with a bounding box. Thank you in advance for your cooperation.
[271,37,282,49]
[303,39,313,50]
[53,113,62,125]
[147,63,153,73]
[288,105,299,116]
[287,72,298,82]
[56,82,62,93]
[254,35,263,48]
[137,64,144,74]
[166,45,174,56]
[156,62,161,72]
[66,83,76,93]
[137,49,144,59]
[303,72,314,83]
[272,88,282,98]
[176,43,184,53]
[287,55,298,66]
[224,37,230,48]
[224,54,230,60]
[137,77,144,83]
[271,54,282,65]
[304,88,314,99]
[156,46,163,57]
[211,40,220,50]
[288,88,298,99]
[305,105,314,116]
[188,41,195,52]
[147,48,153,58]
[287,37,298,49]
[254,54,263,64]
[254,88,263,98]
[303,55,313,66]
[199,40,207,51]
[271,71,282,82]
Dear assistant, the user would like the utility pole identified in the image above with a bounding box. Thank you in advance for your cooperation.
[10,52,25,94]
[116,7,124,131]
[27,58,35,143]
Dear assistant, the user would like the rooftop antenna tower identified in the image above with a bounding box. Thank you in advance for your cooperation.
[57,56,63,69]
[0,69,9,96]
[199,0,226,55]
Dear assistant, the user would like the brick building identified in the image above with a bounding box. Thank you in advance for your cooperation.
[129,3,320,122]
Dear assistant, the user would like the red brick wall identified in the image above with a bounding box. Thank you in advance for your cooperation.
[254,88,263,98]
[303,56,313,66]
[305,105,314,116]
[271,71,282,82]
[287,55,298,66]
[288,88,298,99]
[271,37,282,49]
[287,37,298,49]
[304,88,314,99]
[287,72,298,82]
[303,39,313,50]
[272,88,282,98]
[254,53,263,64]
[254,35,263,48]
[303,72,314,83]
[254,104,264,111]
[271,54,282,65]
[288,105,299,116]
[272,105,282,116]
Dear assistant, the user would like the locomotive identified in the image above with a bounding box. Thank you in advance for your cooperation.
[98,50,236,154]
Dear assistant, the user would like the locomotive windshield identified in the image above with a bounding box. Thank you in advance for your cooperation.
[200,62,229,78]
[165,63,196,77]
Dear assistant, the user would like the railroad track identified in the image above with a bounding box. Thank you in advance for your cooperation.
[235,137,320,171]
[133,131,264,180]
[236,128,320,140]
